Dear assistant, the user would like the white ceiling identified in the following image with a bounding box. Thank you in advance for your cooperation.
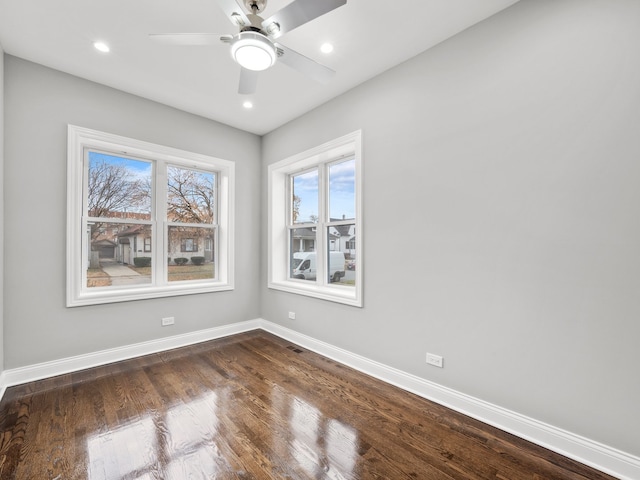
[0,0,520,135]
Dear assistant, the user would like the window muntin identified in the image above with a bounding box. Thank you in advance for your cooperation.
[268,131,362,307]
[68,125,234,307]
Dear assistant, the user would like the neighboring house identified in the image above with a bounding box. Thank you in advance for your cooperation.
[88,212,151,264]
[329,220,356,259]
[167,228,213,264]
[91,239,117,259]
[291,227,339,253]
[90,219,214,266]
[116,225,152,265]
[291,227,317,253]
[292,224,355,258]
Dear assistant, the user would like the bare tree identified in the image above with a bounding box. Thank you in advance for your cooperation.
[88,160,149,239]
[292,194,301,222]
[167,167,214,224]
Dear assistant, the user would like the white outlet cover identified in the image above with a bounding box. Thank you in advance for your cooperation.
[426,353,444,368]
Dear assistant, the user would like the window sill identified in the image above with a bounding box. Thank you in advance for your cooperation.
[268,280,362,307]
[67,282,233,307]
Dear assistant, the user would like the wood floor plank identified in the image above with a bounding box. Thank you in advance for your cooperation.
[0,331,619,480]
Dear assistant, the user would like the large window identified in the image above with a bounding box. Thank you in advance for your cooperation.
[67,126,234,306]
[268,131,362,307]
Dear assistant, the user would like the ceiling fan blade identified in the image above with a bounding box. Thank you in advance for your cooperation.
[149,33,228,46]
[262,0,347,39]
[275,43,335,84]
[239,68,259,95]
[215,0,250,27]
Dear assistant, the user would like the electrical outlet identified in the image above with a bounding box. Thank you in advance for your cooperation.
[426,353,443,368]
[288,311,296,320]
[162,316,175,326]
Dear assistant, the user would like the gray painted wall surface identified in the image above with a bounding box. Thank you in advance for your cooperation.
[0,47,4,374]
[3,56,261,369]
[261,0,640,456]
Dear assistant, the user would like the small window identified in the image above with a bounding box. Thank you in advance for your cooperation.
[181,238,196,252]
[67,125,235,307]
[268,131,362,307]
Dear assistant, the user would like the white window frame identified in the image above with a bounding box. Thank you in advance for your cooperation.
[268,131,362,307]
[67,125,234,307]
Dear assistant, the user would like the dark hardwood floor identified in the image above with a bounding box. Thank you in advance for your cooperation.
[0,331,617,479]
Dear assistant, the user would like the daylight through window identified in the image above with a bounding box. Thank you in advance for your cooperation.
[67,126,234,306]
[268,131,362,307]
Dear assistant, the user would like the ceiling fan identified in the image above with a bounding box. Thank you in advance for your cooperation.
[150,0,347,95]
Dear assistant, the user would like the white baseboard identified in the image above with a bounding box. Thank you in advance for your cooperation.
[0,318,637,480]
[259,320,640,480]
[0,319,261,391]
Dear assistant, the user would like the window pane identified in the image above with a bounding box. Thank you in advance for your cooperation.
[329,158,355,221]
[88,152,152,221]
[327,225,355,286]
[292,169,318,224]
[87,222,152,288]
[167,225,215,282]
[290,228,316,281]
[167,166,215,224]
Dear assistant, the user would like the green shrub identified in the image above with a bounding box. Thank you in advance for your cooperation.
[174,257,188,265]
[133,257,152,267]
[191,256,205,265]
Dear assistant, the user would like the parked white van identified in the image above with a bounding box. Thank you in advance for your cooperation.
[291,251,346,282]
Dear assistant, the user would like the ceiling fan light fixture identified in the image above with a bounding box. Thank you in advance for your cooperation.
[231,32,276,71]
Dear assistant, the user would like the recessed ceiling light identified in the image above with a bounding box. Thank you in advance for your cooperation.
[320,43,334,54]
[93,41,110,53]
[243,101,254,109]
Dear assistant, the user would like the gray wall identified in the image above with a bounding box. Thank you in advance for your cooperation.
[261,0,640,457]
[3,56,262,368]
[0,47,4,374]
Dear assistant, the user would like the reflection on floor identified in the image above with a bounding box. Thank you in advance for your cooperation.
[0,331,616,479]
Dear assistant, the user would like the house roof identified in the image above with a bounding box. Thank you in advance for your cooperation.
[91,239,117,247]
[293,227,338,240]
[117,225,148,237]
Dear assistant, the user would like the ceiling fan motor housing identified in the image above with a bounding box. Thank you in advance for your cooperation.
[243,13,267,33]
[244,0,267,14]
